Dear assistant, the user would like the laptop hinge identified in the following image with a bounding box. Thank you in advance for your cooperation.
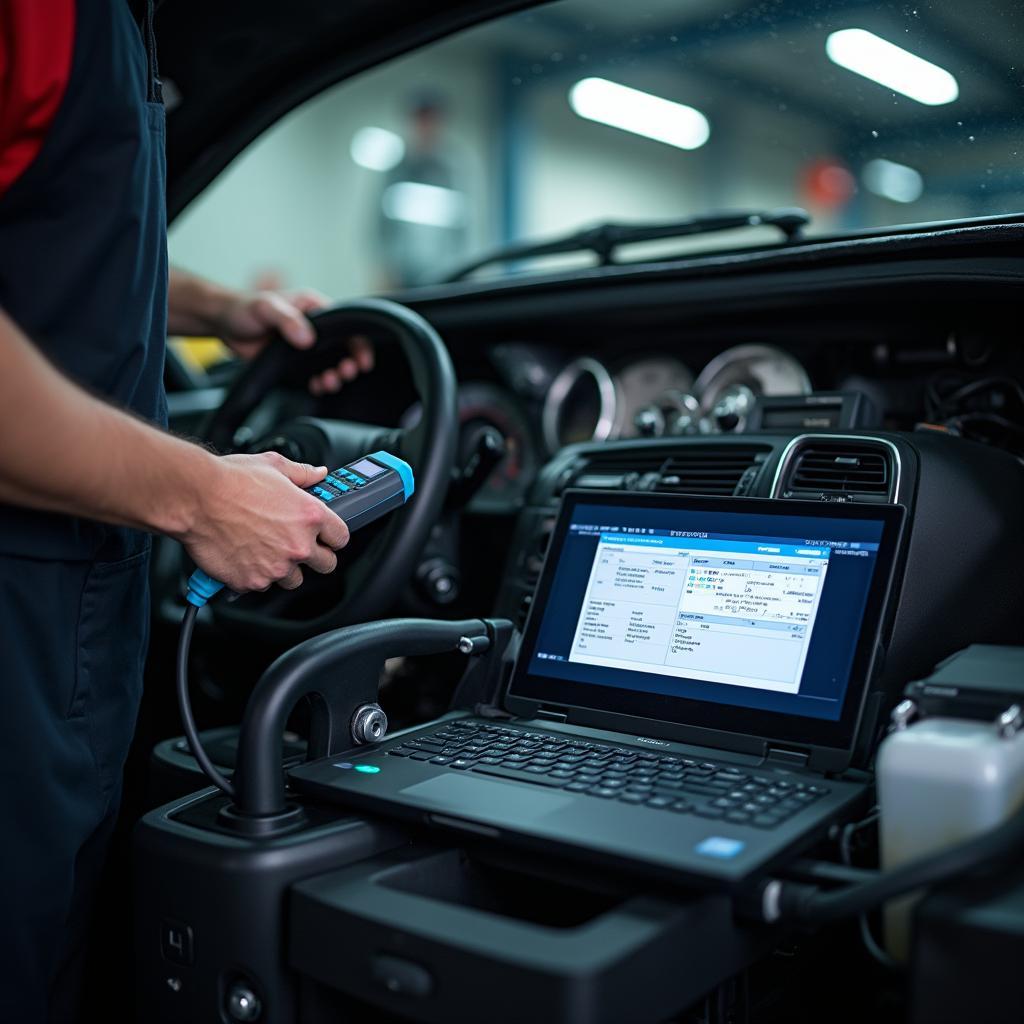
[766,745,811,768]
[535,707,569,723]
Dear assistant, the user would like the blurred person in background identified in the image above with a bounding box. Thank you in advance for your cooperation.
[377,93,469,288]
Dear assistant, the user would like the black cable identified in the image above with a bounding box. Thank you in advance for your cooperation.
[945,375,1024,410]
[947,411,1024,443]
[927,373,1024,422]
[176,604,236,799]
[769,801,1024,925]
[839,814,899,970]
[782,859,877,887]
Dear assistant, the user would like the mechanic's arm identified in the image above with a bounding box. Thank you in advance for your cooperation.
[168,267,374,395]
[0,309,348,592]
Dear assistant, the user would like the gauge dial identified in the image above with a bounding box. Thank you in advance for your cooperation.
[542,358,617,453]
[613,357,695,438]
[693,344,811,431]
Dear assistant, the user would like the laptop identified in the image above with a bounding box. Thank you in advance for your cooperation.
[290,491,905,888]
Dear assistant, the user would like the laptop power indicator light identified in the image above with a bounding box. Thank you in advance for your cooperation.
[696,837,746,859]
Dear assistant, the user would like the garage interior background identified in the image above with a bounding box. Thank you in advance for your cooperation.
[168,0,1024,302]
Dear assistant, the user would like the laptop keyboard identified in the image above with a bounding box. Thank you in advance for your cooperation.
[384,719,829,829]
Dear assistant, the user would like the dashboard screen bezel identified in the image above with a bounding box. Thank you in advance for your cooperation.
[505,490,906,771]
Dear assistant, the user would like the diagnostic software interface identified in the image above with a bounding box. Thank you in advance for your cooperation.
[526,501,887,722]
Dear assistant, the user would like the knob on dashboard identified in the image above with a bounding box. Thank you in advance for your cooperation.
[225,984,262,1021]
[416,557,461,605]
[712,384,756,433]
[633,406,666,437]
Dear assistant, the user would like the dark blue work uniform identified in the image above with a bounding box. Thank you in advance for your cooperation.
[0,2,167,1018]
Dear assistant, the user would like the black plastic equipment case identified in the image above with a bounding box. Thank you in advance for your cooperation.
[910,863,1024,1024]
[290,843,771,1024]
[133,790,406,1023]
[135,613,775,1023]
[134,789,773,1023]
[904,644,1024,722]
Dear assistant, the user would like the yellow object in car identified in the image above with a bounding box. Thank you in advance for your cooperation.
[169,336,231,371]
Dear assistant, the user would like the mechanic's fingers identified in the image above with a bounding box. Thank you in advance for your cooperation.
[304,542,339,576]
[317,511,350,551]
[254,293,316,349]
[277,566,304,591]
[288,288,331,313]
[306,353,364,395]
[306,334,374,397]
[264,452,328,488]
[349,335,375,372]
[316,368,343,394]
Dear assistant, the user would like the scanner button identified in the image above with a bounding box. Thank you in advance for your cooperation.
[160,919,194,966]
[371,955,433,998]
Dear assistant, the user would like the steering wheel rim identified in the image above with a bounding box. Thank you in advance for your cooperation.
[186,297,457,643]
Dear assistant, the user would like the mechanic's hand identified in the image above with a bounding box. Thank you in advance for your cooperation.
[180,451,350,593]
[215,288,375,395]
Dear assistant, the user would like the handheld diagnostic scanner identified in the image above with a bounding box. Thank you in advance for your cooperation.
[185,450,414,607]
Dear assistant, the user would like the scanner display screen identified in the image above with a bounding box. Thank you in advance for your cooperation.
[509,492,903,752]
[349,458,388,479]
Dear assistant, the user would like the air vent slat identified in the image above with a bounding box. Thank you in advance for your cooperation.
[565,444,769,497]
[783,440,893,499]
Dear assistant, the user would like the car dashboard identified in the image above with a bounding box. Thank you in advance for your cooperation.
[393,265,1024,721]
[164,230,1024,712]
[426,308,1024,515]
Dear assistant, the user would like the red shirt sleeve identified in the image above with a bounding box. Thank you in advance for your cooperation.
[0,0,76,198]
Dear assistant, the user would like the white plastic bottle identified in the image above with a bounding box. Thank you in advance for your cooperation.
[876,709,1024,960]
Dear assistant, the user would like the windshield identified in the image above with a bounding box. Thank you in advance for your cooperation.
[169,0,1024,295]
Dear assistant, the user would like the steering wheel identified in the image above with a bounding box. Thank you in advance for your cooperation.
[168,298,457,644]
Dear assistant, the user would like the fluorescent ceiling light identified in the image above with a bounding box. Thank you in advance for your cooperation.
[568,77,710,150]
[382,181,465,228]
[350,126,405,171]
[826,28,958,106]
[863,158,924,203]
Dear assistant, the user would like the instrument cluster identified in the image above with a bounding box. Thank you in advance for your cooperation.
[421,343,815,513]
[540,344,813,452]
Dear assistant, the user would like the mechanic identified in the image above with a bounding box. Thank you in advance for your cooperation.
[0,2,371,1018]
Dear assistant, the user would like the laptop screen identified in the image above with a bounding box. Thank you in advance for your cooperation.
[507,492,904,757]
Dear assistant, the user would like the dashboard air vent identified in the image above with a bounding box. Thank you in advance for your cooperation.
[570,451,667,491]
[657,446,769,496]
[782,440,893,501]
[564,444,769,497]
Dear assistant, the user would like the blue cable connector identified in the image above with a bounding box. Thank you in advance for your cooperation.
[185,568,225,608]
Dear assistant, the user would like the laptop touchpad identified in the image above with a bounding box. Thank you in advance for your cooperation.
[400,775,574,819]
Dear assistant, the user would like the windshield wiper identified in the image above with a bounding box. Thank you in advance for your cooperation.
[445,207,810,282]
